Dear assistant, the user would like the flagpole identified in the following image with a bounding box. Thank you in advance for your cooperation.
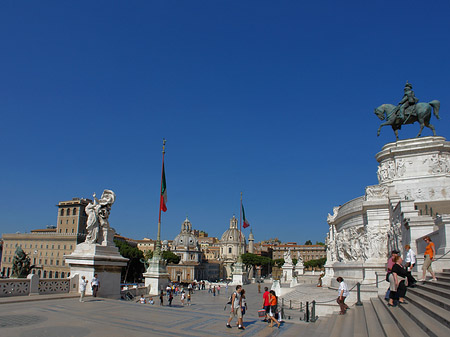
[154,138,166,259]
[239,192,243,257]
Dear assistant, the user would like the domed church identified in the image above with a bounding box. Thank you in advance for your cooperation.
[219,215,247,279]
[171,217,201,263]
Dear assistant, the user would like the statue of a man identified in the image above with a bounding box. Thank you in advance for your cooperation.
[284,249,293,264]
[85,190,116,245]
[397,81,419,120]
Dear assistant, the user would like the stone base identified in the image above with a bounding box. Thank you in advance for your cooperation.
[65,243,128,299]
[143,257,170,295]
[282,264,294,282]
[230,261,247,285]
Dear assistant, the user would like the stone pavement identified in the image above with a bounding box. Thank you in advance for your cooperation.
[0,282,335,337]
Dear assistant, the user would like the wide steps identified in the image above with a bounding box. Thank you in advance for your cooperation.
[353,305,368,337]
[363,299,384,337]
[371,297,403,337]
[378,297,429,337]
[408,285,450,311]
[406,291,450,328]
[398,293,449,337]
[416,282,450,300]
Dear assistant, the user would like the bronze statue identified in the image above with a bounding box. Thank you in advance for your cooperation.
[11,247,33,278]
[374,82,440,140]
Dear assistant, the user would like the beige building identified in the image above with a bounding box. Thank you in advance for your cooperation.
[272,243,326,262]
[1,198,90,278]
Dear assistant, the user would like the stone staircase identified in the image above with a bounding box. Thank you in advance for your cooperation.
[294,269,450,337]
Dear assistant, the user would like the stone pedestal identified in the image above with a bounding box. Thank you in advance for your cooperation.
[436,214,450,255]
[143,256,170,295]
[282,263,294,283]
[271,280,281,297]
[231,261,247,285]
[65,243,128,299]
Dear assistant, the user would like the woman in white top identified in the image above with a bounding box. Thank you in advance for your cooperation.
[336,277,349,315]
[79,276,88,303]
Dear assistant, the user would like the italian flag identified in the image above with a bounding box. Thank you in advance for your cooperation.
[160,163,167,212]
[242,204,250,228]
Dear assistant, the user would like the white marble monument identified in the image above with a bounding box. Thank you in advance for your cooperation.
[281,249,294,282]
[324,137,450,288]
[65,190,128,299]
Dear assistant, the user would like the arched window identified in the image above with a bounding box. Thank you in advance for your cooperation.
[61,272,65,278]
[60,209,64,216]
[49,271,53,278]
[55,271,59,278]
[228,247,232,254]
[73,208,77,215]
[67,208,70,216]
[43,271,47,278]
[38,270,41,277]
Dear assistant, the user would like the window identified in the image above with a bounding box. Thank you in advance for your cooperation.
[43,271,47,278]
[61,272,65,278]
[49,271,53,278]
[65,229,68,233]
[64,245,66,249]
[52,245,54,249]
[67,208,70,216]
[72,228,74,233]
[60,209,64,216]
[62,260,65,266]
[56,260,59,266]
[46,245,48,249]
[73,219,75,224]
[55,271,59,278]
[228,247,232,254]
[60,220,62,225]
[60,229,62,233]
[66,220,68,224]
[73,208,77,215]
[39,259,42,264]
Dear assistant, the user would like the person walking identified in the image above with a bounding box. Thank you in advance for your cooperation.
[268,290,280,328]
[226,285,244,330]
[261,287,270,322]
[213,286,216,296]
[404,244,417,286]
[187,293,191,306]
[91,274,100,297]
[80,276,88,303]
[217,285,221,295]
[420,236,437,282]
[240,289,248,329]
[168,291,173,307]
[159,290,164,306]
[336,277,349,314]
[181,291,185,305]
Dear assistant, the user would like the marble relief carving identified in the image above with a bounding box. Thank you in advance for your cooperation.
[365,185,389,201]
[377,159,408,183]
[429,154,450,174]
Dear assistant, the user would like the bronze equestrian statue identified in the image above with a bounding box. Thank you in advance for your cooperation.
[374,82,440,140]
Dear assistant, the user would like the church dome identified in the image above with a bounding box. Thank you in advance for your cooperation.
[221,215,246,244]
[172,217,199,250]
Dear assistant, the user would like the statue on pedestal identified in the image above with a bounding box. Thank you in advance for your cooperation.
[374,81,440,140]
[283,249,293,265]
[11,247,33,278]
[85,190,116,246]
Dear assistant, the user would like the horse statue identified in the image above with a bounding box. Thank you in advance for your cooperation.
[374,100,440,140]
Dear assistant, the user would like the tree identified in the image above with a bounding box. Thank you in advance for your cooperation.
[316,241,325,246]
[273,258,285,268]
[241,253,273,267]
[114,239,145,283]
[304,240,313,245]
[163,251,181,264]
[304,257,327,269]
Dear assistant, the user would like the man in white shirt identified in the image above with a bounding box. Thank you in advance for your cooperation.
[404,244,417,286]
[91,274,100,297]
[336,277,349,315]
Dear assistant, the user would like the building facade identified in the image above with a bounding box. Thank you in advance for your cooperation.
[1,198,90,278]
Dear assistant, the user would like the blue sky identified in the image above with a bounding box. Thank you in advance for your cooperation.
[1,1,449,244]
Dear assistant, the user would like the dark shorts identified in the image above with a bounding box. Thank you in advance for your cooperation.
[264,305,270,313]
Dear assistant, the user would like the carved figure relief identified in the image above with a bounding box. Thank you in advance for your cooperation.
[327,206,340,224]
[365,185,389,201]
[85,189,116,246]
[429,154,450,174]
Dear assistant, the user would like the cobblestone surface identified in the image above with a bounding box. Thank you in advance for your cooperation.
[0,282,336,336]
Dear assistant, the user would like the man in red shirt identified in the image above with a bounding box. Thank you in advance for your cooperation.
[261,287,270,322]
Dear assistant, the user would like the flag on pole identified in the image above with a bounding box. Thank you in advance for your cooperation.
[160,163,167,212]
[242,204,250,228]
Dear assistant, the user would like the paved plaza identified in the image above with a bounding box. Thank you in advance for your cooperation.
[0,282,335,337]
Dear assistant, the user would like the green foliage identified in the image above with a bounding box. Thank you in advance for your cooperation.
[114,239,145,283]
[241,253,273,267]
[304,257,327,268]
[304,240,313,245]
[144,250,153,260]
[163,251,181,264]
[292,258,298,265]
[273,258,285,268]
[316,241,325,246]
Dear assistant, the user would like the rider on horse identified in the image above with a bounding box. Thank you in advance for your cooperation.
[395,81,419,122]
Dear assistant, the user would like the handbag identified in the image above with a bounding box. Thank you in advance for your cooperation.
[258,309,266,317]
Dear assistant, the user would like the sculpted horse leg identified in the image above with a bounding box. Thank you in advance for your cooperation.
[377,121,391,136]
[425,122,437,136]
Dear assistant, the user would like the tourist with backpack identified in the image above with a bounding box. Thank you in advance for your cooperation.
[226,285,244,330]
[268,290,280,328]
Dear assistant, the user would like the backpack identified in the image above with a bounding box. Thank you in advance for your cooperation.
[224,292,235,310]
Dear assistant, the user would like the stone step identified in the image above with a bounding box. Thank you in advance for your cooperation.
[329,309,352,337]
[415,283,450,300]
[443,269,450,273]
[398,294,450,337]
[379,296,428,337]
[353,305,368,337]
[321,312,339,337]
[420,279,450,291]
[371,297,404,337]
[433,275,450,283]
[408,286,450,311]
[363,300,385,337]
[406,292,450,329]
